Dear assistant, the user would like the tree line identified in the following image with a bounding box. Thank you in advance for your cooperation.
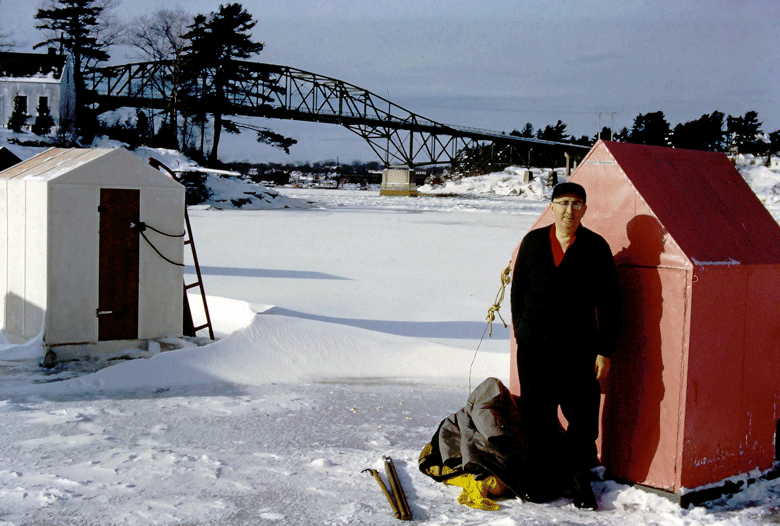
[456,110,780,175]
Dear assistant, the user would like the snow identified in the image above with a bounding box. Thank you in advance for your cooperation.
[2,133,780,524]
[195,172,309,210]
[418,166,552,198]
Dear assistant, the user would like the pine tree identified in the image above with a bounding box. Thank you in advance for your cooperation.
[536,120,570,142]
[8,95,29,132]
[32,98,56,136]
[629,111,671,146]
[511,122,535,138]
[535,120,571,167]
[183,3,264,163]
[593,126,613,142]
[34,0,114,134]
[613,127,630,142]
[672,111,725,152]
[727,111,763,155]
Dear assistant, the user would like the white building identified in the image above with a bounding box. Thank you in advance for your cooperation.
[0,148,185,359]
[0,50,75,133]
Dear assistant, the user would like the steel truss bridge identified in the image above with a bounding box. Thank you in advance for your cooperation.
[85,60,588,167]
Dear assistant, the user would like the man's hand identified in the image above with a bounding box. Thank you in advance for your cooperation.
[595,355,611,381]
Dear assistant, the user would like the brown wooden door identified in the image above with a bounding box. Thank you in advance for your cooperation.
[98,188,140,341]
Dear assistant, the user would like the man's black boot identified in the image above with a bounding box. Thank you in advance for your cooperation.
[515,474,565,504]
[571,471,598,510]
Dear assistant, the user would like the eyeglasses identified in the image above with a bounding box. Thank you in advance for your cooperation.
[551,200,585,211]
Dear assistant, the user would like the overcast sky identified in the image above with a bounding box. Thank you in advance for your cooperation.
[1,0,778,163]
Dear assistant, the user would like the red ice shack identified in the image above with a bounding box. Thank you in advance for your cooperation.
[509,140,780,495]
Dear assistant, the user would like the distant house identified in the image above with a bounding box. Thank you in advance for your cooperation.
[0,49,75,133]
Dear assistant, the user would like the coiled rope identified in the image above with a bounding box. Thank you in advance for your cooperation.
[468,261,512,392]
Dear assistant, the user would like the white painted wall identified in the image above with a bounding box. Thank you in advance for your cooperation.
[0,78,62,130]
[0,178,6,330]
[5,177,28,337]
[24,180,47,339]
[138,187,184,339]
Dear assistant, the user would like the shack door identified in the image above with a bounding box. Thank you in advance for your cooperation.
[98,188,140,341]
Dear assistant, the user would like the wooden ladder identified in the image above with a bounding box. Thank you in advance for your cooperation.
[148,158,215,340]
[182,207,215,339]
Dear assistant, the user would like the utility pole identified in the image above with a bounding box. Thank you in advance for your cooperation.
[598,112,617,141]
[611,111,615,140]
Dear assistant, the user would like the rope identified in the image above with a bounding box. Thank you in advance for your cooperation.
[469,261,512,393]
[131,221,185,238]
[486,262,512,337]
[140,231,185,267]
[131,221,186,267]
[144,223,185,238]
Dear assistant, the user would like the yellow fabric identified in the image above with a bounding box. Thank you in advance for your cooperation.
[418,442,461,480]
[443,474,510,511]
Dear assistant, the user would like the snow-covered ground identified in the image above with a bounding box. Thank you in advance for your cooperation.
[2,135,780,525]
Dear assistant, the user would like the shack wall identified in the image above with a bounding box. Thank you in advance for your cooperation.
[681,265,780,489]
[137,187,184,339]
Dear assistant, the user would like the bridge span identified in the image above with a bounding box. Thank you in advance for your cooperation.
[85,60,588,167]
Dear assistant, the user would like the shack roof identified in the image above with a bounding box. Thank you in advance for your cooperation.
[0,148,110,181]
[592,141,780,266]
[0,50,67,80]
[0,148,181,188]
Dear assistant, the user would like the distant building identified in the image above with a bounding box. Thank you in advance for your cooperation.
[0,49,75,133]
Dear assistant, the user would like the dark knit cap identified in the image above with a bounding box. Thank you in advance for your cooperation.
[551,182,586,203]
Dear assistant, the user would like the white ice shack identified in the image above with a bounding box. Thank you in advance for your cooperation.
[0,148,185,358]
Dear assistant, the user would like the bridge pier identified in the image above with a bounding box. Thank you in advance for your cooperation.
[380,166,418,197]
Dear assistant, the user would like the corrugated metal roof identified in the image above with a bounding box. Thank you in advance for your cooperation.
[0,148,114,181]
[602,141,780,265]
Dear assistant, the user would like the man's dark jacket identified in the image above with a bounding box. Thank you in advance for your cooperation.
[511,224,620,359]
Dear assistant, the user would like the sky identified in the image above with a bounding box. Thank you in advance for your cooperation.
[1,0,778,163]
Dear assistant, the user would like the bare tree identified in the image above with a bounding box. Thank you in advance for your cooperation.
[0,29,19,50]
[86,0,123,68]
[126,7,191,148]
[127,7,189,62]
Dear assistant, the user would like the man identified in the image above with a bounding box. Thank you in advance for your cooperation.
[510,182,620,509]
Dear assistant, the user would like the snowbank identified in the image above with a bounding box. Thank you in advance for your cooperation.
[196,172,310,210]
[0,311,503,399]
[419,166,559,198]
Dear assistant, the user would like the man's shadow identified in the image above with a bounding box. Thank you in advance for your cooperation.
[601,215,666,482]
